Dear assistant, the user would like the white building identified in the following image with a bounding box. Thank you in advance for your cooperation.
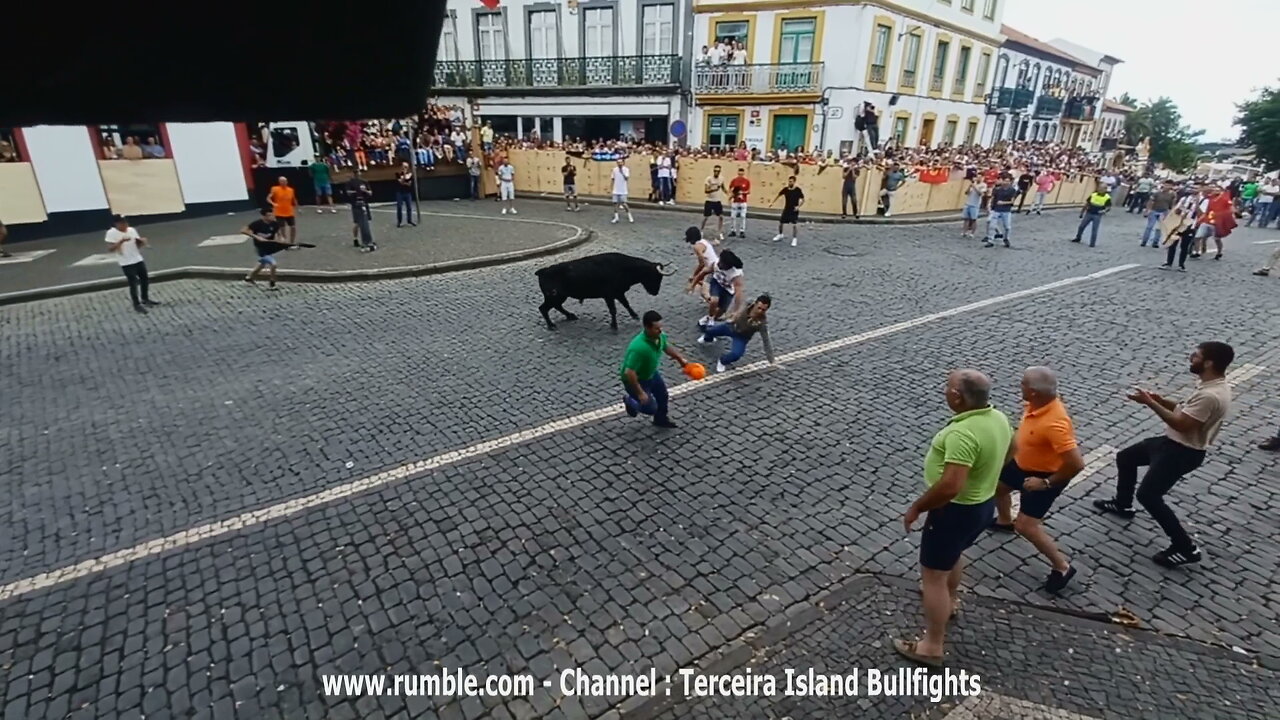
[432,0,690,143]
[981,25,1102,149]
[689,0,1005,155]
[1045,39,1122,152]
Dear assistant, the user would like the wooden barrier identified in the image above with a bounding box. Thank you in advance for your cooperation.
[0,162,48,224]
[98,159,185,216]
[499,150,1097,217]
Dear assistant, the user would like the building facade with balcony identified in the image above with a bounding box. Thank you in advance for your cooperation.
[689,0,1003,155]
[433,0,690,143]
[1097,99,1133,153]
[1045,39,1122,152]
[982,25,1100,148]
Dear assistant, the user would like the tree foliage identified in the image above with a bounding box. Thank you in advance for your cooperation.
[1235,85,1280,170]
[1125,97,1203,171]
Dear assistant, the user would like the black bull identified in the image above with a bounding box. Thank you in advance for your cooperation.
[535,252,677,330]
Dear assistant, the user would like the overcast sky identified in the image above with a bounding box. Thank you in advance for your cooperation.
[1002,0,1276,142]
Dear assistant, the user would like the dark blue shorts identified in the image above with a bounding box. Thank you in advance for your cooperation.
[708,278,733,314]
[998,461,1064,520]
[920,499,994,571]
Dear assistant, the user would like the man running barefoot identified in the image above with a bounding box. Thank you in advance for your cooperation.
[610,158,633,224]
[770,176,805,247]
[242,207,291,291]
[701,165,727,242]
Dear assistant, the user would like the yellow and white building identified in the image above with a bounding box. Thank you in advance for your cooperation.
[689,0,1005,154]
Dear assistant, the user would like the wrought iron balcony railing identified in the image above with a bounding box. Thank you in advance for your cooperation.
[986,86,1034,112]
[900,69,917,88]
[929,76,944,93]
[433,55,680,90]
[693,62,824,96]
[1033,95,1064,119]
[952,79,967,96]
[869,64,886,83]
[1064,97,1097,121]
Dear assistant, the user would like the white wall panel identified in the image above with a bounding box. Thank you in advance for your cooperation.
[166,122,248,204]
[23,126,109,213]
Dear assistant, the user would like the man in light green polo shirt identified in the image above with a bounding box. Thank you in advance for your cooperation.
[620,310,690,429]
[897,369,1012,667]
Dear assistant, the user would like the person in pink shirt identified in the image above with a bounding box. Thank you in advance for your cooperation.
[1029,170,1056,215]
[732,141,750,161]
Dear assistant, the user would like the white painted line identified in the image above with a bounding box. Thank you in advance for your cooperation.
[368,208,585,232]
[71,253,122,267]
[1008,363,1266,516]
[0,249,56,265]
[0,264,1139,602]
[1252,239,1280,245]
[198,235,249,248]
[945,692,1100,720]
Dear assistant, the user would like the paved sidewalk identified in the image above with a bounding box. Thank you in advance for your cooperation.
[0,201,589,302]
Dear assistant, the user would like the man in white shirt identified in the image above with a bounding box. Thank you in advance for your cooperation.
[1247,179,1279,228]
[104,215,160,313]
[610,158,633,224]
[657,154,674,205]
[496,159,517,215]
[701,164,728,242]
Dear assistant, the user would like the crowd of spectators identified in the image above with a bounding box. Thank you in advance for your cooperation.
[313,101,471,172]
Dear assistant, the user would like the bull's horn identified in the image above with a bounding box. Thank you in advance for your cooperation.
[656,262,678,276]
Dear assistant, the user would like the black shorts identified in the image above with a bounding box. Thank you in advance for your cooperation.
[919,499,994,571]
[780,208,800,225]
[703,201,723,217]
[277,216,296,227]
[998,461,1064,520]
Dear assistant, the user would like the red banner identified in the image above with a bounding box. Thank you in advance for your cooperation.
[917,168,950,184]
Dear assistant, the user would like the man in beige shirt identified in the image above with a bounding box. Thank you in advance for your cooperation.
[700,165,727,243]
[1094,341,1234,568]
[120,136,144,160]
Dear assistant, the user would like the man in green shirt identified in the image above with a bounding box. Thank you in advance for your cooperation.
[620,310,691,429]
[308,158,336,213]
[897,369,1012,667]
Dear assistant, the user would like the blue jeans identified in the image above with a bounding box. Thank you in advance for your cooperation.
[1142,210,1167,245]
[396,191,415,224]
[1248,201,1271,227]
[455,143,467,162]
[469,175,480,199]
[1076,213,1103,246]
[700,322,750,365]
[985,211,1011,242]
[658,176,673,202]
[622,372,669,422]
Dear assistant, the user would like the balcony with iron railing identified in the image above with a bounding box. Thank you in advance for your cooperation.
[433,55,680,92]
[986,86,1034,113]
[869,64,886,83]
[929,75,944,93]
[1064,96,1097,122]
[693,62,824,97]
[900,69,917,89]
[1033,95,1064,119]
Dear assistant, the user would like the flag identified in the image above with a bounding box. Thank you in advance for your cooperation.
[479,0,501,8]
[917,167,950,184]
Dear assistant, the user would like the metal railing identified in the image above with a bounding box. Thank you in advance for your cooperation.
[433,55,680,89]
[1064,97,1096,121]
[869,64,886,83]
[952,79,967,96]
[1033,96,1064,119]
[929,76,944,93]
[900,69,917,88]
[986,86,1034,112]
[693,62,824,95]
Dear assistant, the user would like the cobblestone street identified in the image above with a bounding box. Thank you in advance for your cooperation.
[1,204,1278,719]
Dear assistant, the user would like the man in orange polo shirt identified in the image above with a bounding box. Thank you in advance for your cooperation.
[989,366,1085,593]
[268,176,299,244]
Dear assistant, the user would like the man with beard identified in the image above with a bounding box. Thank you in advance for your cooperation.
[1094,342,1234,568]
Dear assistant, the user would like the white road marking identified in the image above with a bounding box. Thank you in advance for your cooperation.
[71,253,122,267]
[944,693,1100,720]
[1007,363,1266,516]
[0,249,56,265]
[368,208,585,232]
[0,264,1139,602]
[1252,239,1280,245]
[198,235,249,247]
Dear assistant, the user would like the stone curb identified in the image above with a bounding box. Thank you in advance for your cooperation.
[612,572,1271,720]
[521,192,1077,226]
[0,227,594,307]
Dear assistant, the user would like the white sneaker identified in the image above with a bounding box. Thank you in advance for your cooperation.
[790,237,797,247]
[316,208,322,214]
[696,335,710,344]
[611,215,619,224]
[697,315,711,327]
[628,214,634,223]
[330,207,338,214]
[884,211,893,217]
[716,361,727,373]
[772,233,784,242]
[511,208,518,214]
[502,208,508,215]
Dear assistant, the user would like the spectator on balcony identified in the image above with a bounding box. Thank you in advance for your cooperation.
[481,121,494,154]
[0,140,17,162]
[450,127,468,161]
[861,103,880,151]
[120,136,144,160]
[141,136,165,159]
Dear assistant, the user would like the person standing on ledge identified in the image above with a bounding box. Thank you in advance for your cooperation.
[1071,181,1111,247]
[620,310,691,429]
[105,215,161,313]
[897,370,1011,667]
[1093,341,1234,568]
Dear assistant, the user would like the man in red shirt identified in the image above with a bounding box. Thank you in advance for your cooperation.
[728,167,751,239]
[1194,186,1234,260]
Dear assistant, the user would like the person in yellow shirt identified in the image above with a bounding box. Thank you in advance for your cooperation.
[989,367,1084,593]
[267,177,299,244]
